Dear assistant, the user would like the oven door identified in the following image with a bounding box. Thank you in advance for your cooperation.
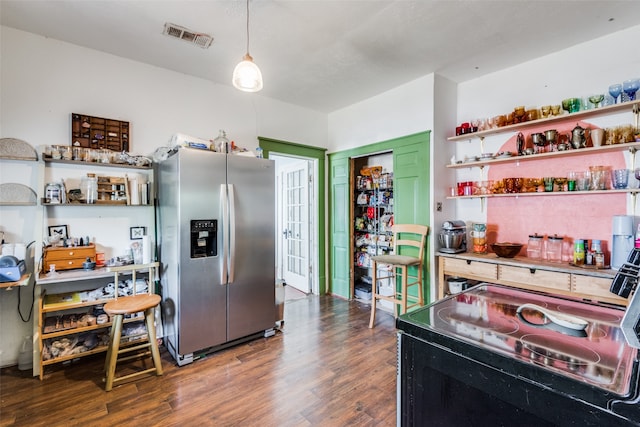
[397,331,638,427]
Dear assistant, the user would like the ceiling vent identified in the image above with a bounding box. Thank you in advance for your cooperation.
[163,22,213,49]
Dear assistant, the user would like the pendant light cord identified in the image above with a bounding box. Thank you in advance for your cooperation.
[245,0,250,55]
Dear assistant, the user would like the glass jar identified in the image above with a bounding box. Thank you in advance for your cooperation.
[526,233,544,259]
[471,223,487,254]
[546,234,564,262]
[45,182,62,204]
[214,129,229,153]
[82,173,98,204]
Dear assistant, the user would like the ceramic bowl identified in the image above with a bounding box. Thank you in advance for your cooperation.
[491,243,523,258]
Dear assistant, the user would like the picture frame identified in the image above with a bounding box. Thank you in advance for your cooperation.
[48,225,68,240]
[130,226,146,240]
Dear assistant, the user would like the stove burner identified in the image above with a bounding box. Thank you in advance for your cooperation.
[553,303,622,323]
[520,333,601,366]
[437,306,519,335]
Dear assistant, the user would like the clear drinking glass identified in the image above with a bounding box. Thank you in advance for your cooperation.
[588,94,604,108]
[612,169,629,189]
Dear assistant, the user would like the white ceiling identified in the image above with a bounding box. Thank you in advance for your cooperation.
[2,0,639,113]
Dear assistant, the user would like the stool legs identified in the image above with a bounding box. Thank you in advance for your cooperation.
[104,307,162,391]
[400,265,408,315]
[145,307,163,377]
[369,260,378,329]
[105,314,123,392]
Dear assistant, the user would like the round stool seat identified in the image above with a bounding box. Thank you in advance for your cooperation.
[104,294,161,315]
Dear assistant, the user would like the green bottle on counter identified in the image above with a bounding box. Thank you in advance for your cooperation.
[573,239,585,266]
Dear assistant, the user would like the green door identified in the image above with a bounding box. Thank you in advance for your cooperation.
[328,157,351,298]
[328,131,431,300]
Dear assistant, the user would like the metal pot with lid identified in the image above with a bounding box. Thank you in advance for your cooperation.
[568,123,589,149]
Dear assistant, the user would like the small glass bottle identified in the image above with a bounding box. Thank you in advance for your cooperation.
[256,147,264,158]
[82,173,98,204]
[573,239,585,266]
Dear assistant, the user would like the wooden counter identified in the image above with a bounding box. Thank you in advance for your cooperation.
[437,252,627,306]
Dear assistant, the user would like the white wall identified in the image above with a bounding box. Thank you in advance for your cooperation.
[0,26,327,367]
[327,74,435,153]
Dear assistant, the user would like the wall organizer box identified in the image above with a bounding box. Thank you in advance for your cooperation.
[71,113,129,152]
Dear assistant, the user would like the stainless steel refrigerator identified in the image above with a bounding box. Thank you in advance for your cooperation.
[157,148,276,366]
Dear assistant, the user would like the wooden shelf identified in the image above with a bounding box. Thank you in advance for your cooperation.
[43,157,151,170]
[41,336,146,366]
[448,188,639,200]
[37,267,119,285]
[0,273,31,290]
[42,315,143,339]
[447,100,640,142]
[42,297,113,313]
[447,141,640,169]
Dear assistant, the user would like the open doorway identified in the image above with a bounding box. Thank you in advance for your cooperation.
[271,154,318,295]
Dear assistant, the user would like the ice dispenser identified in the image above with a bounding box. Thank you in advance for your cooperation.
[190,219,217,258]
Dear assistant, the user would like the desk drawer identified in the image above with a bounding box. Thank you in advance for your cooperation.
[572,274,627,306]
[44,245,95,261]
[43,244,96,271]
[498,265,570,291]
[443,258,498,282]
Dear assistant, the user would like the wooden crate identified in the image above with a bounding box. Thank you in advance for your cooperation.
[96,176,129,204]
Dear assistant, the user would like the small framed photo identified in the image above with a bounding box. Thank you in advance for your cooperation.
[130,226,146,240]
[48,225,68,239]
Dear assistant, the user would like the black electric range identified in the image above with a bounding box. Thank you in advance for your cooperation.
[396,284,640,426]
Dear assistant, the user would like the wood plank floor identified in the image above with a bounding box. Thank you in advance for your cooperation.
[0,295,398,427]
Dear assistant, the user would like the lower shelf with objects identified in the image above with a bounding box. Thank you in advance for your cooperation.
[36,268,153,379]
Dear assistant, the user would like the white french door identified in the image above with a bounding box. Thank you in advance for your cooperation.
[280,160,310,293]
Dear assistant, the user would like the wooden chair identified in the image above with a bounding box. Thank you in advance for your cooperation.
[103,262,163,391]
[369,224,429,328]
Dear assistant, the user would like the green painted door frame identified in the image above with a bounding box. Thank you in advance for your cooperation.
[258,136,327,294]
[328,131,431,302]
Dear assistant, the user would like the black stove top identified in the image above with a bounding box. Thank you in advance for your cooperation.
[401,284,638,397]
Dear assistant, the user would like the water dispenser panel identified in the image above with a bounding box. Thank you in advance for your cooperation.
[190,219,217,258]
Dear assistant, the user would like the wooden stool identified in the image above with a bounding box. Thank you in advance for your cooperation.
[103,262,163,391]
[369,224,429,328]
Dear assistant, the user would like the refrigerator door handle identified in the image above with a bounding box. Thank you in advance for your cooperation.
[228,184,236,284]
[220,184,228,285]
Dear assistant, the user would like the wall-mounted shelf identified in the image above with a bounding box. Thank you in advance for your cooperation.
[0,138,38,160]
[0,273,31,290]
[43,157,151,170]
[0,183,38,205]
[448,188,640,200]
[447,100,640,142]
[447,141,640,169]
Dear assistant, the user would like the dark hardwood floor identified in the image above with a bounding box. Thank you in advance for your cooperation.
[0,295,398,426]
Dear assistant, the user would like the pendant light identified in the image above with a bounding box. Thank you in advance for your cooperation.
[232,0,263,92]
